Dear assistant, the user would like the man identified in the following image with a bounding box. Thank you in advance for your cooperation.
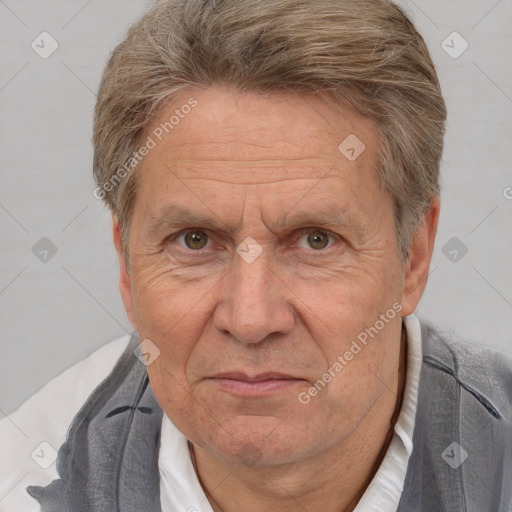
[1,0,511,510]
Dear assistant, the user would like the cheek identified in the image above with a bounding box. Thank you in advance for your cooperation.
[136,281,217,441]
[294,314,403,449]
[131,273,217,387]
[287,261,403,403]
[132,265,210,333]
[288,258,401,337]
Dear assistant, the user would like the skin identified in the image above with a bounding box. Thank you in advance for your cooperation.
[113,85,439,511]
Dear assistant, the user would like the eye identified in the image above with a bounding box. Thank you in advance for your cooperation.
[296,230,336,250]
[176,230,209,250]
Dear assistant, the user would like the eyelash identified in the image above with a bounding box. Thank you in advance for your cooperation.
[168,229,340,252]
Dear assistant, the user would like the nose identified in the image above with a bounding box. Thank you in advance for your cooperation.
[212,249,295,344]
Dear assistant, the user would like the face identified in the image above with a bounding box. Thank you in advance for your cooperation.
[114,85,436,467]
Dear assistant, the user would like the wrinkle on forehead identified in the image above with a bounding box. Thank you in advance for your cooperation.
[138,160,381,241]
[133,87,387,245]
[144,179,365,241]
[156,160,355,186]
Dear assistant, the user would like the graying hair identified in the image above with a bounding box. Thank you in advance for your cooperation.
[93,0,447,258]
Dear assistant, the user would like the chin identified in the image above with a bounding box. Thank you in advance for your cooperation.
[197,414,318,467]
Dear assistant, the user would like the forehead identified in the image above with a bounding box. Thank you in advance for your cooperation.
[134,85,386,217]
[143,86,378,170]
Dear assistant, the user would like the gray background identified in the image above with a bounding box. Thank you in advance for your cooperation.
[1,0,511,416]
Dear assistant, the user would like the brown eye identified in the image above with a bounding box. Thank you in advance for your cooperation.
[183,230,208,250]
[306,231,330,250]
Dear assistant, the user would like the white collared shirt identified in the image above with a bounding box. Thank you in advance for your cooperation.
[159,314,423,512]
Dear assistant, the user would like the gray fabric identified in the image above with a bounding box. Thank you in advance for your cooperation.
[27,323,512,511]
[397,324,512,512]
[27,334,163,512]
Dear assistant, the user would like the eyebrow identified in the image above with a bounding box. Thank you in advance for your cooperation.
[145,203,361,238]
[146,205,239,237]
[269,206,359,232]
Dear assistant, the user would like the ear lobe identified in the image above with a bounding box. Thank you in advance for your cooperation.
[400,198,440,316]
[112,216,137,330]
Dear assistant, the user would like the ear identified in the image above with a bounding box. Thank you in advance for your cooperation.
[400,198,440,316]
[112,215,137,330]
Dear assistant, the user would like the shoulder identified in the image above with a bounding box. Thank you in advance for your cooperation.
[0,334,131,512]
[420,321,512,421]
[399,321,512,510]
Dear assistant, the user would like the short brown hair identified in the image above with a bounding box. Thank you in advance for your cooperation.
[93,0,447,258]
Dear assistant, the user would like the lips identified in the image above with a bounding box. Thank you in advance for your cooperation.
[207,371,305,396]
[211,371,300,382]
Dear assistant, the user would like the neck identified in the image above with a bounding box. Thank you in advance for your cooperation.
[191,330,407,512]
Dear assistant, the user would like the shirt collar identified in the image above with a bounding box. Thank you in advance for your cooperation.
[352,313,422,511]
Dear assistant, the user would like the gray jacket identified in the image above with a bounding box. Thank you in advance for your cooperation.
[27,324,512,511]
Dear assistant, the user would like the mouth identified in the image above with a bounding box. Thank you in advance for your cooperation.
[207,371,306,396]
